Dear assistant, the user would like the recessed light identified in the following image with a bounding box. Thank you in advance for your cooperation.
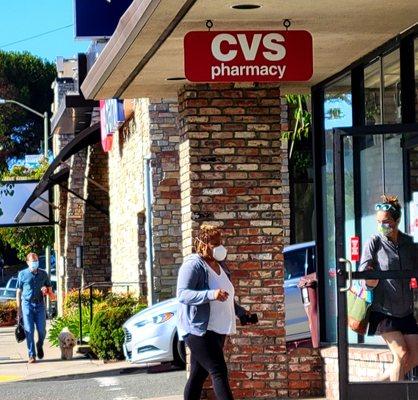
[231,4,261,10]
[166,77,186,81]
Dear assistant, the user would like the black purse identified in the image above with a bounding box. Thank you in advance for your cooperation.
[15,317,26,343]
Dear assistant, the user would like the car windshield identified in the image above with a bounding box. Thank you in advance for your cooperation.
[7,278,18,289]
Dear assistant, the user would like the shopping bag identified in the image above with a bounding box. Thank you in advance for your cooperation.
[15,317,26,343]
[347,286,370,335]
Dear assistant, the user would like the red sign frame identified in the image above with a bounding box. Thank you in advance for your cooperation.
[350,236,360,262]
[184,30,313,83]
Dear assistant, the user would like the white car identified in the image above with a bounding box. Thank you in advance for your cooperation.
[122,298,185,367]
[123,242,316,366]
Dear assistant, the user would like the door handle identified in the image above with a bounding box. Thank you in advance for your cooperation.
[338,258,352,292]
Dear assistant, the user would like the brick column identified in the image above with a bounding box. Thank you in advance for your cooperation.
[64,149,87,290]
[178,83,290,399]
[149,100,182,300]
[82,142,111,285]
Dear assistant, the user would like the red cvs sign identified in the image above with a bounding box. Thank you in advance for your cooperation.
[184,30,313,82]
[351,236,360,262]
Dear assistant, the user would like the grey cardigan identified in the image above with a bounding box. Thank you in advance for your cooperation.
[176,253,246,339]
[359,232,418,318]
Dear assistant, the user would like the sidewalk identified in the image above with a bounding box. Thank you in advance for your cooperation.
[0,325,135,383]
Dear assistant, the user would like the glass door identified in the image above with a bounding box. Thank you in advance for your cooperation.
[333,123,418,400]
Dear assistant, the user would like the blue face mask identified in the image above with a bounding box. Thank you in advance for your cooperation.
[377,223,393,236]
[28,261,39,271]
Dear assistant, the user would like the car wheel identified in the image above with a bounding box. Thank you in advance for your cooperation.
[173,332,186,369]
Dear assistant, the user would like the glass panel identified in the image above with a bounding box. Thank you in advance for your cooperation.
[347,276,418,382]
[365,60,382,125]
[342,136,357,345]
[359,132,404,346]
[382,49,401,124]
[323,74,353,342]
[415,38,418,122]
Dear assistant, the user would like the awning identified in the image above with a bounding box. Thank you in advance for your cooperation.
[80,0,418,100]
[14,123,102,223]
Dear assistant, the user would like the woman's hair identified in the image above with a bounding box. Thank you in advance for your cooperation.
[380,194,402,221]
[194,223,222,257]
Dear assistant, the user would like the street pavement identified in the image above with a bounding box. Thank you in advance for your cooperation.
[0,368,186,400]
[0,325,325,400]
[0,325,185,399]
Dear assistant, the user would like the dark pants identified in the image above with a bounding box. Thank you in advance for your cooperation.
[184,330,234,400]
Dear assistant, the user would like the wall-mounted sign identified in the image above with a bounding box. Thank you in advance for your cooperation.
[74,0,133,39]
[184,30,313,82]
[99,99,125,152]
[350,236,360,262]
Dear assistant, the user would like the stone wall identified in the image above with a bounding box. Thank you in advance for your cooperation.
[82,142,111,286]
[63,149,87,290]
[178,83,291,398]
[108,99,182,298]
[108,100,148,292]
[149,100,182,299]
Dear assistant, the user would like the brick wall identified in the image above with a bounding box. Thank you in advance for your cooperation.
[178,83,291,399]
[149,100,182,299]
[82,142,111,285]
[53,131,74,313]
[321,346,393,400]
[63,149,87,290]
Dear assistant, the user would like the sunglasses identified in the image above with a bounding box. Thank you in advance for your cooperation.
[374,203,396,212]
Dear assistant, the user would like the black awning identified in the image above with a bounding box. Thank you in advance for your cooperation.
[14,123,101,223]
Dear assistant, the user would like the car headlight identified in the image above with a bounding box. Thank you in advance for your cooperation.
[152,312,174,324]
[134,312,174,328]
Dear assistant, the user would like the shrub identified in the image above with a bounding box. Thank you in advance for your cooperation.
[89,305,134,360]
[63,288,106,314]
[48,305,102,346]
[0,301,17,325]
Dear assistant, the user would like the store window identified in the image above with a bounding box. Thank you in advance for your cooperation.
[382,49,401,124]
[322,74,353,342]
[415,37,418,121]
[364,49,401,125]
[364,60,381,125]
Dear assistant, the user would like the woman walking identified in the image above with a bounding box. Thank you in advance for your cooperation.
[360,195,418,381]
[176,223,254,400]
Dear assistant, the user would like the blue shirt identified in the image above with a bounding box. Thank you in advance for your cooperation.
[176,254,245,339]
[17,268,51,303]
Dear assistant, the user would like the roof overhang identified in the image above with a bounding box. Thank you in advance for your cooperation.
[51,93,98,135]
[81,0,418,100]
[15,123,101,223]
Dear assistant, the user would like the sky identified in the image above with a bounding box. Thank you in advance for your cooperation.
[0,0,88,62]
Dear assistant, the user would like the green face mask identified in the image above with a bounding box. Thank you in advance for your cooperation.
[377,223,393,236]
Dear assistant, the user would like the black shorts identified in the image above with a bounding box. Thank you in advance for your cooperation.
[368,311,418,336]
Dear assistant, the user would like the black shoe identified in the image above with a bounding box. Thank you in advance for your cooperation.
[36,343,44,360]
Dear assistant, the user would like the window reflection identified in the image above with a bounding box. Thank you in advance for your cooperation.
[323,74,353,342]
[415,38,418,122]
[364,60,381,125]
[364,49,401,125]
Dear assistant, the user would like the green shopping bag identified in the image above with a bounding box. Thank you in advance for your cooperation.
[347,287,370,335]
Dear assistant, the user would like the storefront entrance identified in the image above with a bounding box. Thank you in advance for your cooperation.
[334,123,418,399]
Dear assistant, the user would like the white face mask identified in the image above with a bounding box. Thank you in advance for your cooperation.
[212,245,227,262]
[28,261,39,271]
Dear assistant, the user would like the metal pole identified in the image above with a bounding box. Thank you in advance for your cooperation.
[45,246,51,318]
[78,288,83,345]
[89,286,93,326]
[144,157,155,306]
[43,111,49,159]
